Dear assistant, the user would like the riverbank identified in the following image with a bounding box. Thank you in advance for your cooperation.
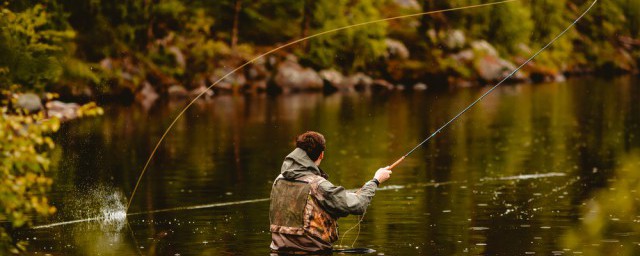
[61,26,640,105]
[3,1,639,104]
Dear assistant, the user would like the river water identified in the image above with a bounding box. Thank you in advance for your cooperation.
[18,76,640,255]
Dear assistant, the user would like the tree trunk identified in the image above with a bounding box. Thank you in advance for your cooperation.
[419,0,449,38]
[418,0,433,38]
[231,0,242,49]
[300,0,312,50]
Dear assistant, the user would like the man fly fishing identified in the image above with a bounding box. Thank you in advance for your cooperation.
[269,131,392,254]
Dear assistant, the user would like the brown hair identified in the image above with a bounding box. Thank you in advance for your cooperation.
[296,131,326,161]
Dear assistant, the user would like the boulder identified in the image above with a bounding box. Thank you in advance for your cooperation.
[319,69,345,90]
[46,101,79,121]
[246,59,270,80]
[16,93,42,113]
[474,55,520,82]
[470,40,526,82]
[167,85,189,99]
[471,40,498,57]
[372,79,394,91]
[135,82,159,109]
[345,72,373,91]
[167,46,186,69]
[450,49,475,63]
[189,85,214,100]
[413,83,428,90]
[444,30,466,50]
[393,0,420,9]
[273,60,323,91]
[209,68,247,91]
[385,39,410,60]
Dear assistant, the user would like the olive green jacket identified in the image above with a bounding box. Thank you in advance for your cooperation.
[279,148,378,218]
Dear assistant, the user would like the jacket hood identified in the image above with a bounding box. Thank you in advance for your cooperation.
[281,148,328,179]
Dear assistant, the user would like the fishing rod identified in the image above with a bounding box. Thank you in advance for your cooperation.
[387,0,598,170]
[340,2,599,247]
[125,0,521,212]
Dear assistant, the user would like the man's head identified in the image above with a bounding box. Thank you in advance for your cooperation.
[296,131,325,165]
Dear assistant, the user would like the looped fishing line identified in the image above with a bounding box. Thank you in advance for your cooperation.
[120,0,598,249]
[126,0,521,212]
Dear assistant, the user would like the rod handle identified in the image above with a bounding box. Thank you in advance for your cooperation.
[388,156,406,170]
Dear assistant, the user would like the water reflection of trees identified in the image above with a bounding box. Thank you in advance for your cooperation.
[45,76,640,254]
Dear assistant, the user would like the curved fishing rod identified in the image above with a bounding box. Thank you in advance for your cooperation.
[125,0,520,211]
[387,0,599,170]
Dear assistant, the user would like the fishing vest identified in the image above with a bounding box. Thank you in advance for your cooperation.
[269,174,339,243]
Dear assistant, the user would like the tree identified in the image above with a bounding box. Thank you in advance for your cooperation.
[304,0,388,72]
[486,1,533,55]
[0,3,76,91]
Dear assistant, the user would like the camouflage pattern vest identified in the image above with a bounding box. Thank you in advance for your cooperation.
[269,174,339,243]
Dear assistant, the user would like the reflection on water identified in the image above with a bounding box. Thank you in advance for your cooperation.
[17,76,640,255]
[563,152,640,255]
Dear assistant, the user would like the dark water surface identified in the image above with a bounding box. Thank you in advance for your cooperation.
[19,76,640,255]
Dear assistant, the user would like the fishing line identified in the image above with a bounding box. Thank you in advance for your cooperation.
[126,0,521,212]
[32,172,565,229]
[344,0,598,248]
[386,0,599,170]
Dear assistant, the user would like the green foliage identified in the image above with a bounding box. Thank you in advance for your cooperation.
[305,0,388,72]
[0,108,58,254]
[486,2,533,55]
[0,93,103,254]
[0,3,75,91]
[2,0,640,94]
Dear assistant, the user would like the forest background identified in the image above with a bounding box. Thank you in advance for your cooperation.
[0,0,639,253]
[1,0,639,100]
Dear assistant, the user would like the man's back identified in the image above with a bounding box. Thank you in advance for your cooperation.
[269,132,392,253]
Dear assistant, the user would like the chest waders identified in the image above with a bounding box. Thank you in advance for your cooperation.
[269,175,338,243]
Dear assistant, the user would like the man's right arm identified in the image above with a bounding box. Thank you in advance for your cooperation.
[314,167,392,218]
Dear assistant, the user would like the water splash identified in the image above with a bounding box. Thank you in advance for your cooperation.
[32,172,567,229]
[33,185,127,230]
